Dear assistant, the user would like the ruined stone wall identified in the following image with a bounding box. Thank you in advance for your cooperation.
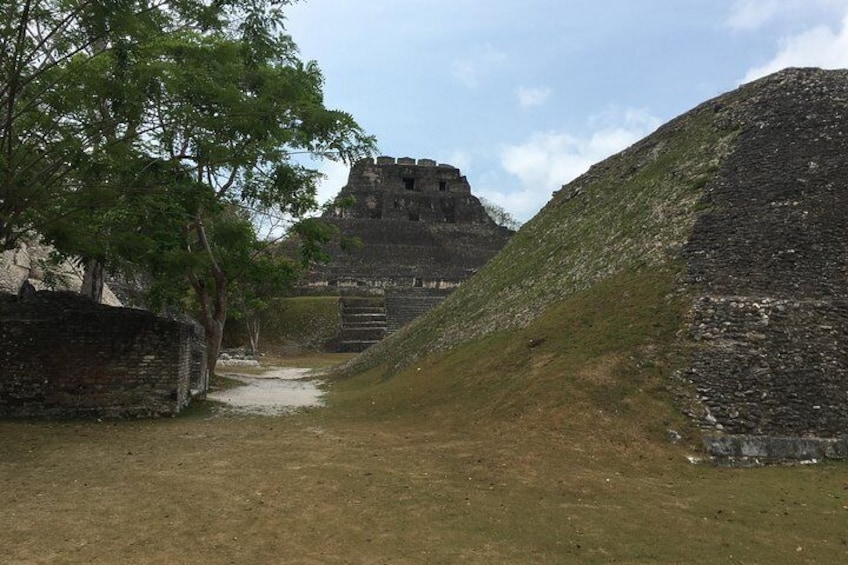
[328,157,491,224]
[347,156,472,195]
[0,292,204,418]
[682,68,848,460]
[310,157,511,289]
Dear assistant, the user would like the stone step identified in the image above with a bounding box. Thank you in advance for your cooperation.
[342,319,389,328]
[340,298,386,308]
[336,296,388,352]
[340,327,386,342]
[338,340,382,353]
[342,308,386,316]
[343,306,386,314]
[343,316,386,324]
[343,314,387,322]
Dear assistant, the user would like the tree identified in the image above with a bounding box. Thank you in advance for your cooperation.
[0,0,174,250]
[480,197,522,231]
[2,1,375,377]
[141,204,301,361]
[139,6,374,376]
[228,239,300,356]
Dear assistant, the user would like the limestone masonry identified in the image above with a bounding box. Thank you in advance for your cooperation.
[308,156,513,350]
[679,68,848,461]
[0,240,121,304]
[312,156,512,287]
[0,292,206,418]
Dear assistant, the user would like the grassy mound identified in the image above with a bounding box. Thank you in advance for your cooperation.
[345,106,735,377]
[330,269,692,445]
[327,90,742,451]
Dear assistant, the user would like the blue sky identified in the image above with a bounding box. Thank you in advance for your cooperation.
[285,0,848,222]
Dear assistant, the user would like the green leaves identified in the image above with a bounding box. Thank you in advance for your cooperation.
[0,1,370,248]
[1,0,374,373]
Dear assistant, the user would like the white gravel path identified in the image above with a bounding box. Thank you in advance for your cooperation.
[207,367,324,415]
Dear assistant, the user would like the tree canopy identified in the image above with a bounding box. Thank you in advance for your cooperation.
[0,0,376,376]
[480,197,522,231]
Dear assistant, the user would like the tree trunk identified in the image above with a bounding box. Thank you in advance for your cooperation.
[195,285,227,380]
[190,212,229,379]
[203,316,225,379]
[81,258,104,303]
[195,273,228,380]
[246,315,260,356]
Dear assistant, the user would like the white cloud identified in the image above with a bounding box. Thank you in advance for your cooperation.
[445,149,472,173]
[492,109,662,221]
[727,0,848,30]
[516,86,553,108]
[476,185,541,225]
[727,0,787,30]
[451,44,507,88]
[742,12,848,82]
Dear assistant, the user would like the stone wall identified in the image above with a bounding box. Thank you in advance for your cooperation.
[688,296,848,433]
[681,68,848,461]
[0,292,206,418]
[310,220,509,285]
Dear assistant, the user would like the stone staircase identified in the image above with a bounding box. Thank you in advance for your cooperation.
[338,296,387,352]
[385,287,452,333]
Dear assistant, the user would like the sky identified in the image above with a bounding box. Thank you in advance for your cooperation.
[284,0,848,222]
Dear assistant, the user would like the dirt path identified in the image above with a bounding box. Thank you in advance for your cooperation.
[207,367,324,415]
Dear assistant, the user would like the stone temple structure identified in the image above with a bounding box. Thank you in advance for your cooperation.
[307,156,513,351]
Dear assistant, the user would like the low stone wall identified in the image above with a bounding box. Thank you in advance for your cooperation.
[703,434,848,464]
[0,292,205,418]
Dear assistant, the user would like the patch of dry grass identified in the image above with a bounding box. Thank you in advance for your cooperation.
[1,269,845,563]
[3,293,848,565]
[1,409,846,564]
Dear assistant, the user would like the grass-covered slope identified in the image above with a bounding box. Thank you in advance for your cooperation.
[330,268,696,452]
[321,82,752,455]
[351,104,741,380]
[333,68,848,455]
[341,89,738,385]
